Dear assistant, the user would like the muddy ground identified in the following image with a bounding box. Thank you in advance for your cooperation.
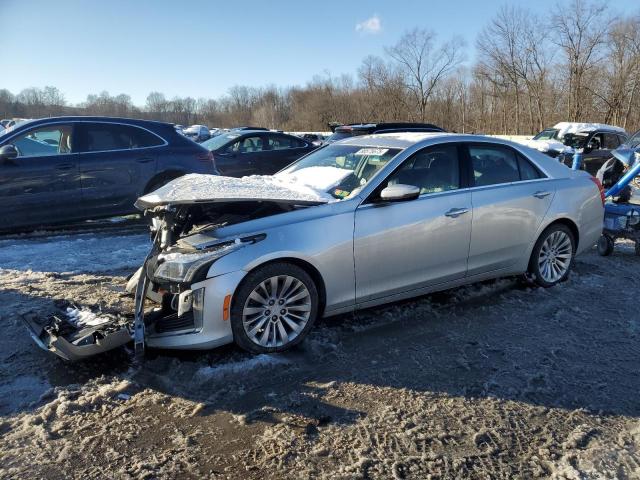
[0,227,639,479]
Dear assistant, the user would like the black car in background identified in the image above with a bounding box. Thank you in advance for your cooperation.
[325,122,445,143]
[200,130,316,177]
[560,128,629,175]
[0,116,217,230]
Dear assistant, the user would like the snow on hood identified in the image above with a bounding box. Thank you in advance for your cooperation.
[135,173,336,209]
[274,166,353,191]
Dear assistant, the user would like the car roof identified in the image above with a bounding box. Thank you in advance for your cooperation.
[14,116,174,129]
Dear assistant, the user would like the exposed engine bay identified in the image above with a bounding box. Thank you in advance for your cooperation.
[22,198,313,361]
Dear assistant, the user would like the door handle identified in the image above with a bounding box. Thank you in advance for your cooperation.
[56,163,74,170]
[533,191,552,199]
[444,207,469,218]
[136,158,154,164]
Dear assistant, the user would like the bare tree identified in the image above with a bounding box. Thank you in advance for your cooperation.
[386,28,464,122]
[552,0,612,120]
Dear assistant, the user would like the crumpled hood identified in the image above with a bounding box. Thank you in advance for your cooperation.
[135,173,335,209]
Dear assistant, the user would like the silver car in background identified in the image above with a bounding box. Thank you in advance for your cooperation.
[26,133,604,360]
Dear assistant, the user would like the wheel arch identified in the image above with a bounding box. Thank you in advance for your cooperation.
[542,217,580,251]
[143,170,185,194]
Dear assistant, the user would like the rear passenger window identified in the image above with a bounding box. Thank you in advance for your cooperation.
[470,145,520,186]
[517,154,543,180]
[387,144,460,194]
[603,133,620,150]
[268,135,306,150]
[80,123,163,152]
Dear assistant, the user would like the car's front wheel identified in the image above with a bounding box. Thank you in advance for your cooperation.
[528,224,575,288]
[231,263,319,353]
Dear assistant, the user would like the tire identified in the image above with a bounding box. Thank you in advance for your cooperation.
[527,224,576,288]
[597,235,614,256]
[231,263,319,354]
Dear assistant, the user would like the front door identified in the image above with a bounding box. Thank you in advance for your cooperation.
[0,123,82,229]
[354,143,472,303]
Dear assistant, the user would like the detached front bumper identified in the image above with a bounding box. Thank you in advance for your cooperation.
[21,312,132,362]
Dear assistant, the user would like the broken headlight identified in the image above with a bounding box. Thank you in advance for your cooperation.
[154,242,243,283]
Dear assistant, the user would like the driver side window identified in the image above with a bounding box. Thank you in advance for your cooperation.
[386,144,460,195]
[12,125,74,157]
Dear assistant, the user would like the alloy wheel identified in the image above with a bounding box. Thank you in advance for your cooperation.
[537,230,573,283]
[242,275,312,348]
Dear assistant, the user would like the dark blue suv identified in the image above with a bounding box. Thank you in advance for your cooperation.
[0,116,218,230]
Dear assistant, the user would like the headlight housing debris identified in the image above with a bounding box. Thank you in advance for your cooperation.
[153,241,243,283]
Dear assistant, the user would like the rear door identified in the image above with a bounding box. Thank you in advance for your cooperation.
[215,135,265,177]
[465,143,554,275]
[260,134,313,174]
[0,123,83,228]
[76,122,161,217]
[582,132,613,175]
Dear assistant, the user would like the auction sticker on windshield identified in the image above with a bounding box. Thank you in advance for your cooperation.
[354,148,389,156]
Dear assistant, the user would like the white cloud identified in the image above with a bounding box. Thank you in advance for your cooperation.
[355,15,381,35]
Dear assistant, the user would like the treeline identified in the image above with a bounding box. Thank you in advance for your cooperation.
[2,0,639,135]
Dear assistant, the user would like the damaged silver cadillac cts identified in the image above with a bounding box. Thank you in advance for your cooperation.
[25,133,605,360]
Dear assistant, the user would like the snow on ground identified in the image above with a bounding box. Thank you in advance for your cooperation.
[0,228,639,479]
[0,232,149,274]
[65,306,112,327]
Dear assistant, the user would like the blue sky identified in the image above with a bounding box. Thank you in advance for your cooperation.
[1,0,638,105]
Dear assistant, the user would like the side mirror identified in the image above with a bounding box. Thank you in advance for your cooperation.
[379,184,420,202]
[0,144,18,162]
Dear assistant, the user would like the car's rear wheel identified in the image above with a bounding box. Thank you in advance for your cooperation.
[528,224,575,288]
[231,263,319,353]
[597,234,614,256]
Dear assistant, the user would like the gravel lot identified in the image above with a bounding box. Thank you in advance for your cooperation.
[0,228,639,479]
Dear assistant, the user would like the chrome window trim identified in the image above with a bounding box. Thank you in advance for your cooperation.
[4,122,77,160]
[357,137,556,202]
[0,120,169,158]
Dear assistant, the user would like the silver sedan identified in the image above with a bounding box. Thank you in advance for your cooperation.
[26,133,605,360]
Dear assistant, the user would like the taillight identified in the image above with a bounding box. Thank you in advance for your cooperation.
[196,151,215,169]
[590,176,605,206]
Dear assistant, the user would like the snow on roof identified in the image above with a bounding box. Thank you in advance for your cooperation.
[339,131,452,148]
[553,122,626,136]
[135,173,334,209]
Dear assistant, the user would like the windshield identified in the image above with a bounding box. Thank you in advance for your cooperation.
[533,129,559,141]
[201,133,240,151]
[326,131,355,143]
[277,144,401,199]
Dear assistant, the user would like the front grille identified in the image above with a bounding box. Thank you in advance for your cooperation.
[155,311,195,333]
